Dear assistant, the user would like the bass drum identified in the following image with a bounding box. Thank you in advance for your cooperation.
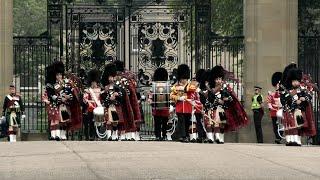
[151,81,171,110]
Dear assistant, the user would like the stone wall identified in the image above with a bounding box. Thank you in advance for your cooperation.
[0,0,13,113]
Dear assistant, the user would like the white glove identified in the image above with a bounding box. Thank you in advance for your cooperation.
[276,109,283,119]
[178,96,186,101]
[21,115,26,119]
[169,105,174,113]
[0,116,5,124]
[52,95,58,100]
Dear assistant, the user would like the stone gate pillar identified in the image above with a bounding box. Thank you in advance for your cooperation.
[241,0,298,143]
[0,0,13,112]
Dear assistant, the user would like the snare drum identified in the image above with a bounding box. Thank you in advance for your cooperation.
[152,81,171,110]
[93,106,105,124]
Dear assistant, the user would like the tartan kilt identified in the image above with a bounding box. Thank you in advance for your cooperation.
[104,105,124,124]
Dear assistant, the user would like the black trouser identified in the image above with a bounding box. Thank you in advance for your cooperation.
[195,113,206,139]
[271,116,282,141]
[0,121,7,138]
[172,113,191,140]
[253,109,264,143]
[154,116,168,139]
[83,112,95,140]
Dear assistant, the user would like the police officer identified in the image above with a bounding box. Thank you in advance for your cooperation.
[252,86,264,143]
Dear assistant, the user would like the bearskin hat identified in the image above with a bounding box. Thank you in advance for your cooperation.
[45,64,56,84]
[281,63,297,84]
[114,60,125,72]
[176,64,190,80]
[209,65,225,88]
[271,72,282,87]
[195,69,205,83]
[52,61,65,75]
[196,69,210,90]
[101,63,117,86]
[153,67,168,81]
[88,69,101,85]
[282,63,302,89]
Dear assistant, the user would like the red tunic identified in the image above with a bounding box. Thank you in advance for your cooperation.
[118,71,142,124]
[170,81,199,114]
[281,88,316,136]
[42,79,82,131]
[266,91,281,118]
[83,87,102,113]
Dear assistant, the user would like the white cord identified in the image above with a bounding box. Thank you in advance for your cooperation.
[95,123,108,139]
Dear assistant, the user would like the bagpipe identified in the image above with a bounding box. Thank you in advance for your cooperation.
[277,74,317,134]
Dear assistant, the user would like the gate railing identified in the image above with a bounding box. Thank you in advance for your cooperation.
[210,35,245,102]
[298,36,320,144]
[13,36,54,133]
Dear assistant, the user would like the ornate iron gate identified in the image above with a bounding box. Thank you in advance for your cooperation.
[47,0,211,73]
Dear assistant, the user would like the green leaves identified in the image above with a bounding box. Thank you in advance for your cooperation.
[211,0,243,36]
[13,0,47,36]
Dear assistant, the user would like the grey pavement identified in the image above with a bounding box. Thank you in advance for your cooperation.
[0,141,320,180]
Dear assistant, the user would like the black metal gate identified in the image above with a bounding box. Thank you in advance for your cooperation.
[210,36,244,102]
[47,0,212,72]
[298,36,320,144]
[13,36,54,133]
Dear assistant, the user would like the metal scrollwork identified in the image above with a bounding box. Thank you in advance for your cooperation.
[80,22,117,66]
[138,22,178,70]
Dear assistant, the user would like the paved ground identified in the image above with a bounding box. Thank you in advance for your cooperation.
[0,141,320,180]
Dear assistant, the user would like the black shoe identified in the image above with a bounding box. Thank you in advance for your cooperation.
[190,138,197,143]
[197,138,203,143]
[55,136,61,141]
[155,137,161,141]
[182,138,189,143]
[207,139,214,144]
[275,139,281,144]
[49,137,55,141]
[215,139,220,144]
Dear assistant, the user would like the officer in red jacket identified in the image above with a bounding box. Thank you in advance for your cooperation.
[267,72,283,144]
[170,64,197,142]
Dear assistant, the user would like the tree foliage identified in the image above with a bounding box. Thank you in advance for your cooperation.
[298,0,320,36]
[211,0,243,36]
[13,0,47,36]
[13,0,243,36]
